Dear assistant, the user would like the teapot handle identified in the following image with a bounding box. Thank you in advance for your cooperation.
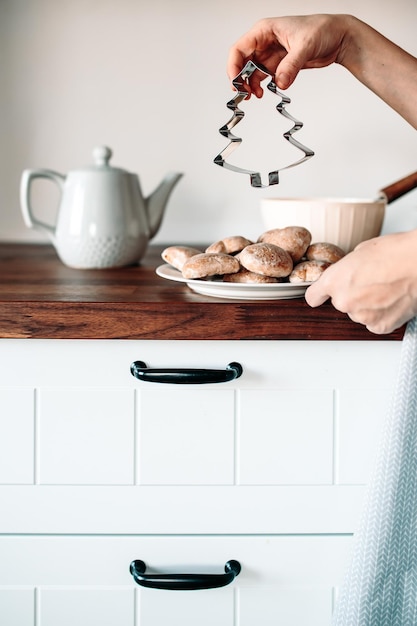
[20,169,65,239]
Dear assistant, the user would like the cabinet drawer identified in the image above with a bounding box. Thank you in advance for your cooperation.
[0,339,401,492]
[0,534,352,626]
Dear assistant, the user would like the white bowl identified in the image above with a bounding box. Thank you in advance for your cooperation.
[260,197,386,253]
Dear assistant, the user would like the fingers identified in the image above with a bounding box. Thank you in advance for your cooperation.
[305,253,353,310]
[227,47,265,98]
[304,277,331,308]
[227,48,249,86]
[305,263,354,312]
[305,266,408,335]
[227,33,251,81]
[274,55,305,89]
[275,71,293,90]
[227,20,285,97]
[228,54,297,97]
[247,71,265,99]
[305,279,391,334]
[348,310,402,335]
[228,44,310,97]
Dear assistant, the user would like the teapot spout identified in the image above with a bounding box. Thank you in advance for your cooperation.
[145,172,183,239]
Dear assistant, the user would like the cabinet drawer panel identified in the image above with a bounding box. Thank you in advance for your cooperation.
[140,589,233,626]
[40,588,134,626]
[0,485,362,534]
[0,535,349,625]
[38,387,135,485]
[238,389,334,484]
[138,388,234,485]
[337,387,392,484]
[240,587,332,626]
[0,339,401,389]
[0,388,34,484]
[0,535,351,586]
[0,586,331,626]
[0,588,34,626]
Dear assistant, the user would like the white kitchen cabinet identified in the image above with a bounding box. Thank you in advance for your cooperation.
[0,338,402,624]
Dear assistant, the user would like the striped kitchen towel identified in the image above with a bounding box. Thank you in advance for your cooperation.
[332,316,417,626]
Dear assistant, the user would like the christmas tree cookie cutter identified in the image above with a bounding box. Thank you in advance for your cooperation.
[214,60,314,188]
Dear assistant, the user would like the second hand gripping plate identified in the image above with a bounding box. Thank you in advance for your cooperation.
[214,60,314,188]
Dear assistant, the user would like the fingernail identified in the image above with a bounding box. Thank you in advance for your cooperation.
[277,73,291,89]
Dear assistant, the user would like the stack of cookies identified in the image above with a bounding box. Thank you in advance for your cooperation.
[161,227,345,284]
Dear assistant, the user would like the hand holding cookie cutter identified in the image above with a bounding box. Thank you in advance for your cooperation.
[214,60,314,188]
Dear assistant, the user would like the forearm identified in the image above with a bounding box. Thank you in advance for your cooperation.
[338,15,417,128]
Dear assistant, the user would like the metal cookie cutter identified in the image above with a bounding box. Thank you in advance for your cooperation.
[214,60,314,188]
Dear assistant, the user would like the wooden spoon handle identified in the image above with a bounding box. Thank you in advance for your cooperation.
[380,170,417,204]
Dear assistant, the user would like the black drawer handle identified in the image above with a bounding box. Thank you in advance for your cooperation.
[130,361,243,384]
[129,559,241,590]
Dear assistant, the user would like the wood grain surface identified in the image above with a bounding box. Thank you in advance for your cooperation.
[0,243,404,340]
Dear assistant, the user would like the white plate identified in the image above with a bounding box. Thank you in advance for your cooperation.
[156,264,311,300]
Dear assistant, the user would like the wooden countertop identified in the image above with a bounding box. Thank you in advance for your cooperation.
[0,243,404,340]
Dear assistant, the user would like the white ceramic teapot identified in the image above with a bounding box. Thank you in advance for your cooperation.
[20,146,182,268]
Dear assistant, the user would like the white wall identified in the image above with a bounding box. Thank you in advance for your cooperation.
[1,0,417,246]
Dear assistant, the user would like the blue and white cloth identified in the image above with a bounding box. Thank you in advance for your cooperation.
[333,316,417,625]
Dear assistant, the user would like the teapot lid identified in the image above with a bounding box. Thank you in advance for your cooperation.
[84,146,128,174]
